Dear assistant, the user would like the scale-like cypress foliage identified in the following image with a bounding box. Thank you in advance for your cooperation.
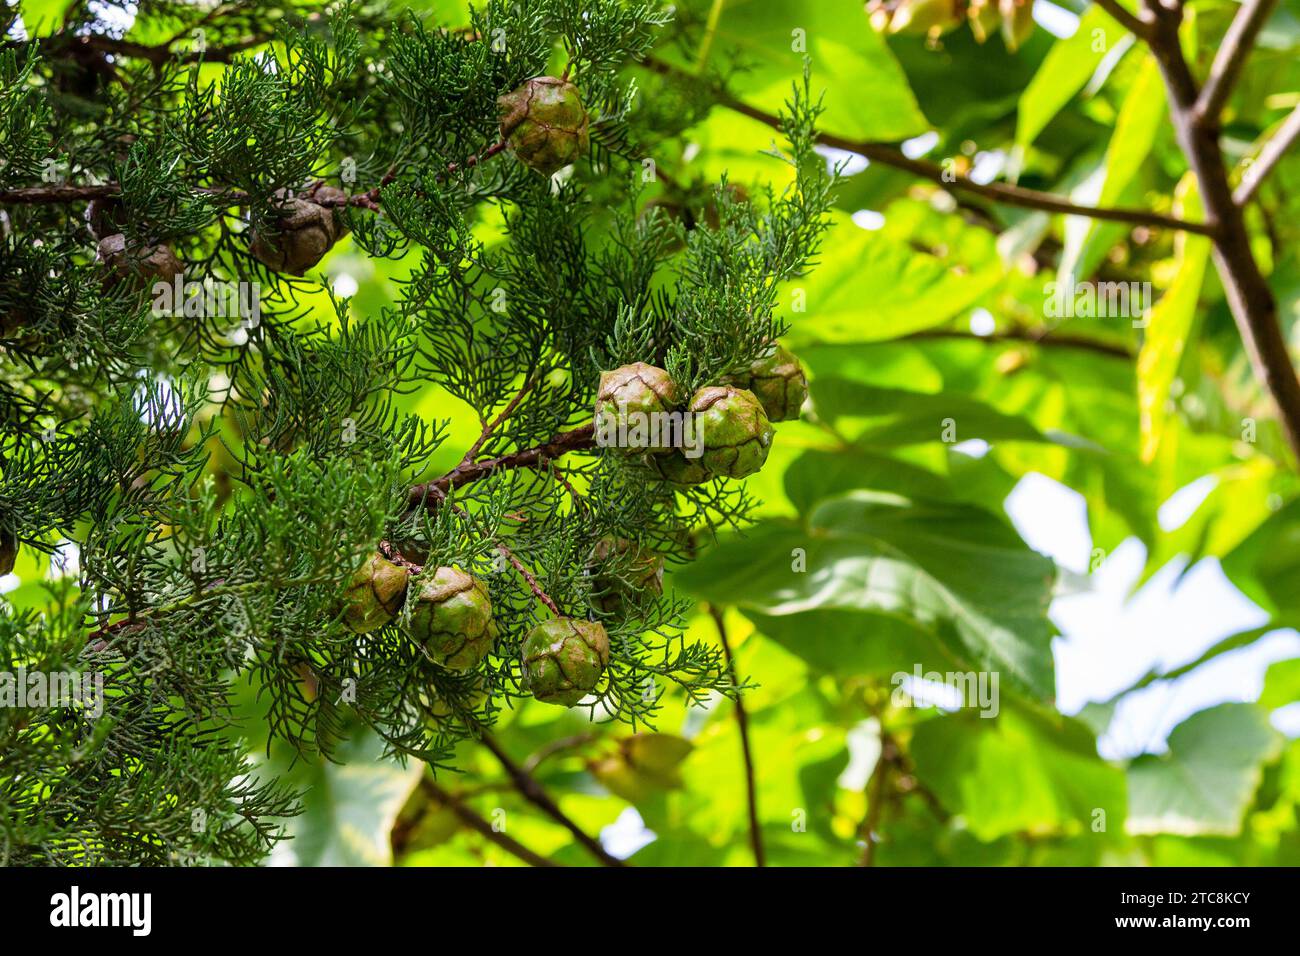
[0,0,833,865]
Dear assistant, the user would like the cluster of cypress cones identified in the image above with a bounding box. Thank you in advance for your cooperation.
[594,343,809,483]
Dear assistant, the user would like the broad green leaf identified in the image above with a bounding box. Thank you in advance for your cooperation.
[783,447,952,512]
[746,608,952,678]
[811,378,1048,448]
[1138,174,1210,463]
[911,704,1127,841]
[1260,657,1300,710]
[1059,56,1166,288]
[1111,624,1279,697]
[12,0,68,35]
[1222,497,1300,621]
[266,731,423,866]
[1016,7,1132,148]
[678,491,1057,697]
[710,0,928,142]
[1127,703,1282,836]
[788,216,1004,343]
[1099,55,1167,207]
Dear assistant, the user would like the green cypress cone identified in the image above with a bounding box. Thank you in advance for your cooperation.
[521,617,610,706]
[342,552,409,634]
[409,566,498,670]
[594,362,681,454]
[722,343,808,422]
[588,537,664,615]
[497,76,590,176]
[647,385,774,484]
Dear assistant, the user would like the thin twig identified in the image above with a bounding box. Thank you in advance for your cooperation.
[1235,104,1300,205]
[479,731,626,867]
[460,374,540,467]
[858,730,899,867]
[639,58,1217,237]
[417,776,561,867]
[1093,0,1152,38]
[709,605,765,867]
[495,542,561,617]
[1195,0,1280,125]
[903,327,1134,358]
[407,423,597,509]
[521,732,599,774]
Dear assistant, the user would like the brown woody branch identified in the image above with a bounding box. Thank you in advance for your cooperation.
[414,776,561,867]
[640,57,1217,237]
[1195,0,1279,125]
[66,32,270,66]
[1141,0,1300,462]
[479,731,626,867]
[407,423,597,510]
[903,327,1134,358]
[709,606,765,867]
[1093,0,1152,38]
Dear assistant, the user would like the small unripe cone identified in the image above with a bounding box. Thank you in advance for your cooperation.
[250,186,349,276]
[594,362,681,455]
[691,385,775,480]
[0,529,18,576]
[409,566,497,670]
[342,552,408,634]
[889,0,964,35]
[588,537,663,615]
[999,0,1034,51]
[498,76,590,176]
[722,343,808,422]
[97,233,184,288]
[521,617,609,706]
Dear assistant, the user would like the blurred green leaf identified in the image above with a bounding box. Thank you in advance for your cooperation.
[712,0,928,141]
[1015,7,1132,148]
[1127,703,1282,836]
[679,491,1057,697]
[911,704,1126,841]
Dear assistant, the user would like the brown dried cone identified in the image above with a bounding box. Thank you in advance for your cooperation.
[647,385,774,484]
[587,537,664,615]
[0,307,25,340]
[594,362,682,455]
[96,233,184,288]
[497,76,590,177]
[521,617,610,706]
[250,186,350,276]
[341,552,409,634]
[86,197,128,240]
[408,566,498,671]
[0,529,18,576]
[721,343,809,422]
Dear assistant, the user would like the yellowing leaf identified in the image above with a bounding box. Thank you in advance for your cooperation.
[1137,173,1210,462]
